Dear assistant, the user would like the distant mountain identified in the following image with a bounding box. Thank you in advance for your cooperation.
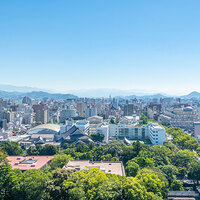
[66,88,161,98]
[0,84,54,93]
[140,93,166,99]
[181,91,200,99]
[0,91,22,99]
[0,90,77,100]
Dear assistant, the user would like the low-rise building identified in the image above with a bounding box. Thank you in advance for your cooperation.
[64,160,125,176]
[7,156,54,171]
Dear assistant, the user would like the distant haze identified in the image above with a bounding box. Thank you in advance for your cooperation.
[0,84,196,98]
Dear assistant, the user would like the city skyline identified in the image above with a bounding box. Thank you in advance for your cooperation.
[1,1,200,94]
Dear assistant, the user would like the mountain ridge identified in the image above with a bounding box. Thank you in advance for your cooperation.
[0,90,77,100]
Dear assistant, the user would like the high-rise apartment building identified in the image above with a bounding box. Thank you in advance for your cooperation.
[76,102,84,117]
[35,110,48,124]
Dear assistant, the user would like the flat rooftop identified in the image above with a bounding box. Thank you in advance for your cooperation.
[64,160,125,176]
[168,191,199,197]
[7,156,54,171]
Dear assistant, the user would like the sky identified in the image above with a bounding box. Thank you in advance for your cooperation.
[0,0,200,95]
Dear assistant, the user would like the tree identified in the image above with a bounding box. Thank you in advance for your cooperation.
[18,169,50,200]
[63,168,108,199]
[76,143,89,153]
[46,169,75,200]
[103,141,123,157]
[96,176,123,199]
[120,146,137,164]
[4,169,23,200]
[38,144,59,155]
[125,161,140,177]
[188,161,200,184]
[27,146,39,155]
[0,148,11,199]
[167,127,199,151]
[122,177,162,200]
[159,165,178,186]
[170,180,184,191]
[140,115,148,125]
[133,151,155,168]
[137,168,169,198]
[50,154,72,170]
[148,145,170,166]
[101,154,119,161]
[164,141,179,152]
[177,167,187,178]
[132,141,145,155]
[170,150,196,169]
[91,133,105,142]
[109,119,117,124]
[136,172,164,198]
[0,141,24,155]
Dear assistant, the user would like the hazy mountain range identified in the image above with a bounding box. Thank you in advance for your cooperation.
[0,84,54,93]
[0,84,200,99]
[0,90,77,100]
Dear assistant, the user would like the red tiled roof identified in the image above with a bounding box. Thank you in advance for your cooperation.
[7,156,54,171]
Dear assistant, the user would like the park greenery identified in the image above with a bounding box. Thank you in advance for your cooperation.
[1,126,200,199]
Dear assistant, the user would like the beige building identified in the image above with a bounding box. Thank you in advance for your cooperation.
[35,109,48,124]
[160,105,199,130]
[87,116,103,134]
[64,160,125,176]
[76,102,84,117]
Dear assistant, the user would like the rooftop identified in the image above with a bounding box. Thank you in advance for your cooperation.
[7,156,54,171]
[28,124,60,134]
[64,160,125,176]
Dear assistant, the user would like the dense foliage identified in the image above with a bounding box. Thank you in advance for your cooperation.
[167,127,200,151]
[2,126,200,199]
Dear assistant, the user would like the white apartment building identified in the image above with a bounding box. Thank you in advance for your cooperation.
[96,122,165,145]
[96,124,109,143]
[148,122,166,145]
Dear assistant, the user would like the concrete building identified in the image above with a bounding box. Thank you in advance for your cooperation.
[120,115,139,125]
[97,122,165,145]
[22,96,32,105]
[147,103,161,121]
[64,160,125,176]
[35,109,48,124]
[60,109,77,123]
[26,124,61,146]
[123,104,136,116]
[0,119,7,131]
[96,124,109,143]
[85,105,97,118]
[76,102,84,117]
[160,105,199,130]
[194,122,200,140]
[148,122,166,145]
[123,103,141,116]
[75,120,89,133]
[7,156,54,171]
[88,116,103,134]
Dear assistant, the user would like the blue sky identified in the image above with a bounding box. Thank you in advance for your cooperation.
[0,0,200,94]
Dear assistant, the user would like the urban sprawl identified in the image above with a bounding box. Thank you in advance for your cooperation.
[1,95,200,199]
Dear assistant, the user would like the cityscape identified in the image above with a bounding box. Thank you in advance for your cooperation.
[1,90,200,199]
[1,1,200,200]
